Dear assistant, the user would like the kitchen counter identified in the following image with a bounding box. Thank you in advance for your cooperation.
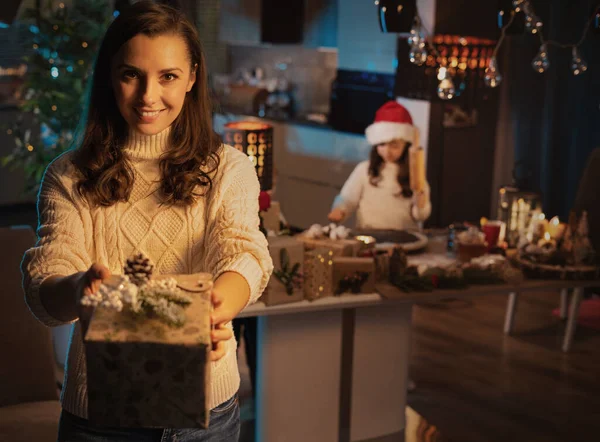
[239,273,598,442]
[216,106,362,135]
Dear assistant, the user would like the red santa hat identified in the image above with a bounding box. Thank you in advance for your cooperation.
[365,101,417,146]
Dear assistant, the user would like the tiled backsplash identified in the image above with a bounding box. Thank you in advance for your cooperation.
[227,44,338,116]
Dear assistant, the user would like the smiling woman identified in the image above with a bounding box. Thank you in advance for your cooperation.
[72,1,220,207]
[20,1,273,441]
[111,34,197,135]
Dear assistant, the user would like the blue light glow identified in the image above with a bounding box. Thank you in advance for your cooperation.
[51,67,59,78]
[66,65,73,73]
[380,8,387,33]
[113,11,120,18]
[29,25,40,34]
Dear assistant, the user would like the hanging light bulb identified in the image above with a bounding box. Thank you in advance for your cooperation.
[417,29,427,48]
[522,3,543,34]
[512,0,526,13]
[484,56,503,88]
[532,44,550,73]
[437,67,455,100]
[407,21,421,46]
[570,47,588,75]
[524,14,543,34]
[409,43,427,66]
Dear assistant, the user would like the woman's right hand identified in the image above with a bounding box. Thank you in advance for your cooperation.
[328,208,345,223]
[72,263,111,333]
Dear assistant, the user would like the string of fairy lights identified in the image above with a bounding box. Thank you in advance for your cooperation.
[399,1,599,100]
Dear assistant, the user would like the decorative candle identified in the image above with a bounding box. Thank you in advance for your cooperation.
[354,235,376,246]
[546,216,562,239]
[537,231,556,249]
[223,121,274,191]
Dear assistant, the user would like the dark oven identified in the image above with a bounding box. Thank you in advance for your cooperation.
[328,69,395,135]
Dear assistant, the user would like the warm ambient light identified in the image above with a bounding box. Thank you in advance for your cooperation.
[355,235,376,245]
[224,121,271,131]
[223,121,273,191]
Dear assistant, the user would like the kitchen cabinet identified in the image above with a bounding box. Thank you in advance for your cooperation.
[219,0,337,48]
[219,0,261,45]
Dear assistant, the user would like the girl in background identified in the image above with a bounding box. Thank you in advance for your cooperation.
[328,100,431,230]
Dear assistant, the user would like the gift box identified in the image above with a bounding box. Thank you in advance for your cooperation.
[263,235,304,306]
[332,257,376,294]
[84,273,212,429]
[296,235,362,257]
[261,201,281,234]
[358,249,390,282]
[304,247,335,301]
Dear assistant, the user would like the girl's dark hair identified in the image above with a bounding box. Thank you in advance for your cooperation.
[368,142,413,198]
[72,0,221,206]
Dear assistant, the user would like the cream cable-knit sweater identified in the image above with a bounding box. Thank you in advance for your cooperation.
[332,160,432,230]
[21,127,273,419]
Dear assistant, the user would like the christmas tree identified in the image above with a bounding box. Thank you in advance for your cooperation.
[1,0,111,194]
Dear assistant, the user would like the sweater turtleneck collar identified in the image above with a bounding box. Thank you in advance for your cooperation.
[380,161,401,175]
[123,126,171,160]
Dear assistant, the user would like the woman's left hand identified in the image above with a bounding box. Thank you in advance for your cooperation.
[210,288,235,362]
[413,190,428,209]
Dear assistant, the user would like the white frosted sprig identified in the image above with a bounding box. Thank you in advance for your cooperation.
[470,254,507,269]
[80,274,138,312]
[328,223,351,240]
[305,223,351,240]
[138,278,192,306]
[305,224,324,239]
[140,296,186,327]
[82,275,197,327]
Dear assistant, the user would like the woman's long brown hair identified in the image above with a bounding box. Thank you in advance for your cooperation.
[72,0,221,207]
[368,141,413,198]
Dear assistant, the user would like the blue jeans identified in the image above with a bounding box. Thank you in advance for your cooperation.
[57,394,240,442]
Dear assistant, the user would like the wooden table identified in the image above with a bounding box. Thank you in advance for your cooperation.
[239,277,599,442]
[378,278,600,352]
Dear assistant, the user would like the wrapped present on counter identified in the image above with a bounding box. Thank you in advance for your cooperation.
[304,247,335,301]
[83,258,213,429]
[261,200,281,234]
[263,235,304,306]
[333,257,376,295]
[296,223,362,257]
[358,248,390,282]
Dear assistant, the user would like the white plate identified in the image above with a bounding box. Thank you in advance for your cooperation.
[373,231,429,253]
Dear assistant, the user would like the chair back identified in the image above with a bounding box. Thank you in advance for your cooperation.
[0,226,59,407]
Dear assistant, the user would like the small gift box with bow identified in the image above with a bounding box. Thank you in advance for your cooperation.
[263,235,304,306]
[332,257,376,295]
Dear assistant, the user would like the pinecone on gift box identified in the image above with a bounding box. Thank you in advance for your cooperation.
[124,252,154,286]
